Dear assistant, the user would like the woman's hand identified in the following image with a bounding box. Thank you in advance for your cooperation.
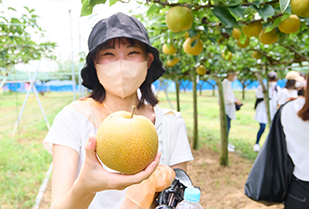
[74,135,161,195]
[235,100,243,106]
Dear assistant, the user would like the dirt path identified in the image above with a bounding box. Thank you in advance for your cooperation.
[39,146,284,209]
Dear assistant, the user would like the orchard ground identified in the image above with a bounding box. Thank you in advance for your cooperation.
[0,90,284,209]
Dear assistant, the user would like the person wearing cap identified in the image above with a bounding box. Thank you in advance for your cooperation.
[253,71,280,152]
[221,71,243,152]
[43,12,193,209]
[277,71,305,107]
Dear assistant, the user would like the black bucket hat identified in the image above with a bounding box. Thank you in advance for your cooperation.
[81,12,165,90]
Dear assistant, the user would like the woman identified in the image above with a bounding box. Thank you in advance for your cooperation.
[277,71,304,107]
[43,12,193,209]
[253,71,280,152]
[281,70,309,208]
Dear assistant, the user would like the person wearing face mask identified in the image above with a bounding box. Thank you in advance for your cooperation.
[221,71,242,152]
[297,72,307,97]
[43,12,194,209]
[277,71,305,108]
[253,71,280,152]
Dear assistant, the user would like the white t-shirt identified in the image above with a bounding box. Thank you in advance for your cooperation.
[277,88,298,105]
[222,78,236,120]
[254,82,280,124]
[43,103,193,209]
[281,98,309,181]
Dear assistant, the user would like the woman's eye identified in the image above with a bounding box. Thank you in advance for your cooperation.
[129,51,139,55]
[103,52,114,56]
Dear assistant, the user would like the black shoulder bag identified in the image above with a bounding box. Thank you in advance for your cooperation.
[244,103,295,205]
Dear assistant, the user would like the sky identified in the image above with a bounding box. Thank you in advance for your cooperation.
[1,0,144,71]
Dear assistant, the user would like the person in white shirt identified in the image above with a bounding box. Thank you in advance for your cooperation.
[281,71,309,209]
[253,71,280,152]
[221,71,242,152]
[43,13,193,209]
[277,71,305,107]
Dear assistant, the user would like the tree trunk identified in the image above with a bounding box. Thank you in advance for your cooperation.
[255,71,271,127]
[241,81,246,100]
[175,77,180,112]
[192,71,198,150]
[215,76,228,166]
[198,80,204,96]
[265,68,271,127]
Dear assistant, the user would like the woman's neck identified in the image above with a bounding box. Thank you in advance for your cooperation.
[101,92,156,124]
[102,93,141,113]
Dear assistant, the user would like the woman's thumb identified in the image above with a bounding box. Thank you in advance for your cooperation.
[85,135,97,160]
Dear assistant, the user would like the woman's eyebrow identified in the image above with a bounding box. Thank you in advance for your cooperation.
[101,46,115,50]
[126,44,142,49]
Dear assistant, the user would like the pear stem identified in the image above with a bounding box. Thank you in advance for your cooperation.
[130,105,136,118]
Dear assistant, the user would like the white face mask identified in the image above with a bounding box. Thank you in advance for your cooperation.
[295,81,305,88]
[95,60,148,99]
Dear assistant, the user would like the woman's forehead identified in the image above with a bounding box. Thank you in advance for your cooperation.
[104,38,145,48]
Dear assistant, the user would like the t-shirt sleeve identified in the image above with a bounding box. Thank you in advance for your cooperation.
[43,106,83,155]
[277,89,288,105]
[168,112,194,166]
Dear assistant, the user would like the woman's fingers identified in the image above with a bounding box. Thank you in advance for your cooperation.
[106,152,161,190]
[85,135,98,163]
[144,152,161,173]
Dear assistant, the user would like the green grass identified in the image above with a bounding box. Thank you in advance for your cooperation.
[156,89,269,161]
[0,91,74,209]
[0,89,267,208]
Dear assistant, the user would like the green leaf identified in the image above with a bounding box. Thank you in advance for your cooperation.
[80,0,107,17]
[280,0,291,13]
[227,44,236,53]
[239,33,246,43]
[109,0,118,6]
[212,6,239,27]
[208,37,216,43]
[253,1,261,7]
[8,7,16,11]
[149,34,161,43]
[229,5,246,18]
[191,39,197,47]
[204,26,208,34]
[228,0,241,7]
[188,29,198,38]
[80,0,92,17]
[147,4,161,16]
[251,5,275,21]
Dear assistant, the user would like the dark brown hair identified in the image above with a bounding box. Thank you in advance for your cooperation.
[88,38,158,108]
[298,74,309,121]
[285,79,296,90]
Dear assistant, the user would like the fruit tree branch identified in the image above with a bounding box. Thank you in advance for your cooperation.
[279,43,308,62]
